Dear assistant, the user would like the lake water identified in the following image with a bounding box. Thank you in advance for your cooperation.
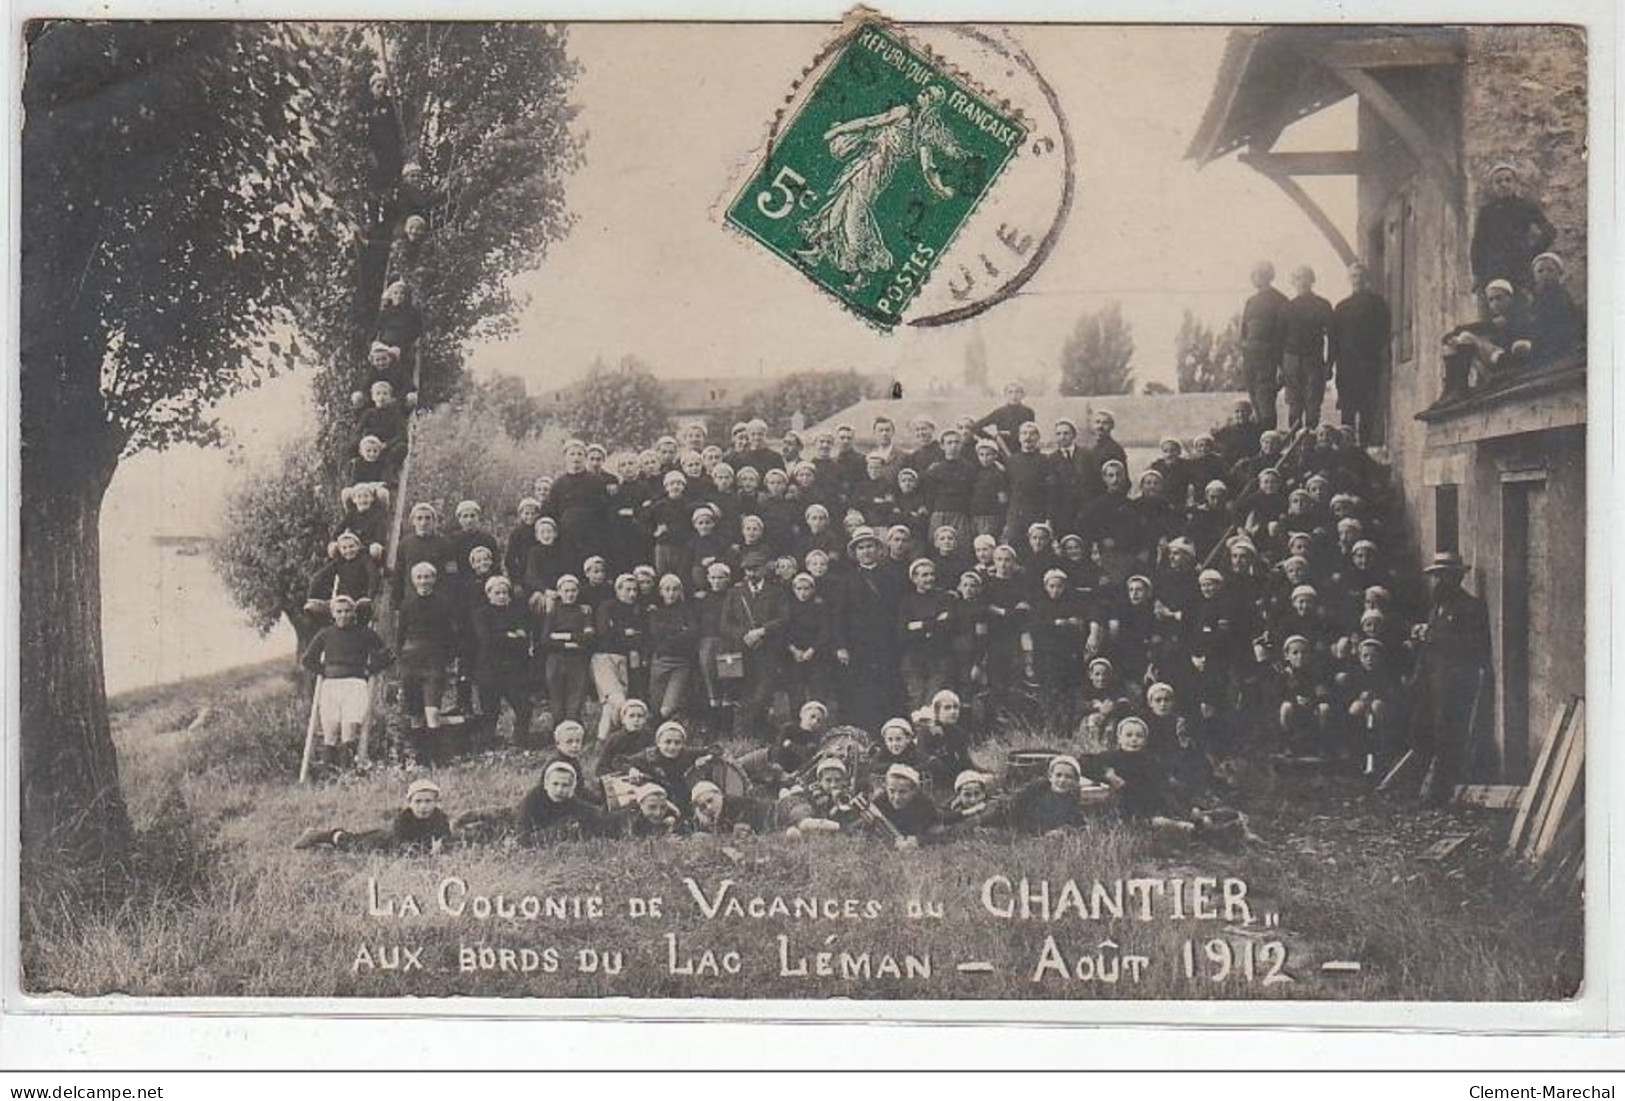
[100,449,293,696]
[94,439,1163,696]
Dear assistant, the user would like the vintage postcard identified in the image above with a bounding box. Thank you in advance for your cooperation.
[11,9,1605,1032]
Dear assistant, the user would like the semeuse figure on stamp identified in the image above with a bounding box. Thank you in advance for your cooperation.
[797,84,964,291]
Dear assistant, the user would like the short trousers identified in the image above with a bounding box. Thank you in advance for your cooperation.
[319,677,372,727]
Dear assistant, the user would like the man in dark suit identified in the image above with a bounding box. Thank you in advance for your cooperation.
[835,527,907,731]
[1330,261,1392,445]
[1046,417,1093,535]
[721,548,790,739]
[1241,261,1289,431]
[1415,551,1493,805]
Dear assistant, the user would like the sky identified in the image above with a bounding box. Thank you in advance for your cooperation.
[464,22,1357,395]
[166,21,1360,524]
[103,20,1361,682]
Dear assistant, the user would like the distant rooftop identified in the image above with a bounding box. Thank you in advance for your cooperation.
[806,391,1247,448]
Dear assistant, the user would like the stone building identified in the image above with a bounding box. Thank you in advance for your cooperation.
[1188,25,1588,781]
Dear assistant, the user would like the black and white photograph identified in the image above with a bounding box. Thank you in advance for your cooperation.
[14,11,1602,1018]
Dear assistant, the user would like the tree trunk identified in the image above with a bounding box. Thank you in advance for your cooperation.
[285,603,322,674]
[19,439,132,894]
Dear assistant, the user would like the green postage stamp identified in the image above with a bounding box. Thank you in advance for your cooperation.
[725,20,1029,328]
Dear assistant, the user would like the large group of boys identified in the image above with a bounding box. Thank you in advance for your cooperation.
[297,378,1435,852]
[296,81,1556,852]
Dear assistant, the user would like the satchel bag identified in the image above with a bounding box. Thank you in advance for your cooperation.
[716,588,759,681]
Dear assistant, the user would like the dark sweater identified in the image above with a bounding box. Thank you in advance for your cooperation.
[540,603,595,654]
[470,602,533,677]
[595,599,649,657]
[301,623,391,680]
[307,555,381,603]
[396,590,459,670]
[647,601,699,660]
[390,808,452,849]
[518,787,605,842]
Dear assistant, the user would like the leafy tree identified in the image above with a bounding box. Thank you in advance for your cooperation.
[214,403,571,670]
[403,404,572,533]
[1175,309,1214,393]
[212,440,337,666]
[1209,315,1247,392]
[963,329,990,394]
[1058,301,1135,396]
[736,369,880,434]
[304,23,585,469]
[549,357,673,451]
[216,22,584,651]
[1175,309,1246,393]
[454,371,549,441]
[21,22,323,880]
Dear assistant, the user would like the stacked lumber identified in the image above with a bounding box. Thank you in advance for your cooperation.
[1505,698,1585,899]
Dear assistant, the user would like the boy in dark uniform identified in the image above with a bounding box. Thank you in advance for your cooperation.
[300,594,392,773]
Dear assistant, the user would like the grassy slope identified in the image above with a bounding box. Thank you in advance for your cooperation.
[21,667,1582,1001]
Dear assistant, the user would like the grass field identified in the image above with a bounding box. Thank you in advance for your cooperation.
[20,666,1583,1001]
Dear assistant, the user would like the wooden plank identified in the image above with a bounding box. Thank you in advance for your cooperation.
[1529,701,1585,862]
[1453,784,1524,810]
[1508,699,1575,854]
[1420,834,1471,862]
[1523,702,1581,860]
[1377,748,1418,793]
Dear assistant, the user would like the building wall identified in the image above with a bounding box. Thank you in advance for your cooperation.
[1449,427,1586,779]
[1354,62,1466,573]
[1356,28,1587,778]
[1461,26,1589,292]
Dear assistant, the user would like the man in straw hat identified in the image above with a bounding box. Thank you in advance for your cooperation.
[1414,551,1492,804]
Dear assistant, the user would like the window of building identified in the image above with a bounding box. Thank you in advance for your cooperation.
[1383,188,1417,364]
[1434,485,1459,553]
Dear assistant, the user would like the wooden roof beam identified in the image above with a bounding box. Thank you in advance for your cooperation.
[1240,151,1364,176]
[1242,156,1359,267]
[1315,61,1462,201]
[1313,35,1465,71]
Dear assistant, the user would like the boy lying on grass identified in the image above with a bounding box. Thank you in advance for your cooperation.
[292,778,452,853]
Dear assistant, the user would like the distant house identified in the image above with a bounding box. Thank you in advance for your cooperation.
[1189,26,1587,782]
[543,370,893,430]
[661,377,761,419]
[539,373,757,420]
[805,392,1244,451]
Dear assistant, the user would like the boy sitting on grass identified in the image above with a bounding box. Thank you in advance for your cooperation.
[1006,755,1097,837]
[597,698,653,771]
[517,760,606,844]
[300,594,392,774]
[621,721,717,816]
[618,782,682,839]
[542,719,595,785]
[685,779,768,837]
[293,778,451,854]
[868,763,942,849]
[942,770,1002,833]
[779,756,868,838]
[869,718,928,785]
[1102,716,1256,845]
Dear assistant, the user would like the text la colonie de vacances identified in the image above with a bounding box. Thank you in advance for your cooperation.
[352,873,1296,988]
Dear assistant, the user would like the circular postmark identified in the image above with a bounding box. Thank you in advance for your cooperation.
[720,12,1072,331]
